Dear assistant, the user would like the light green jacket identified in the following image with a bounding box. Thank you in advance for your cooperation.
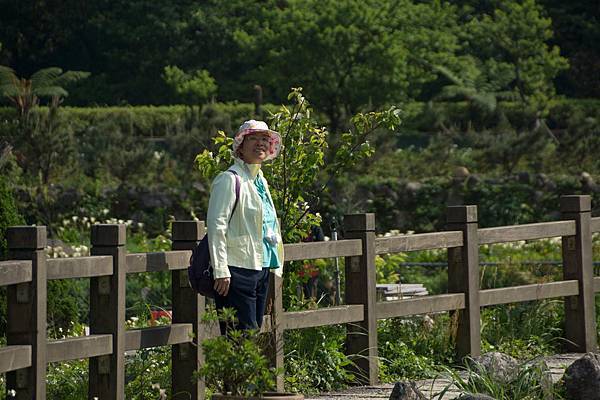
[207,158,284,279]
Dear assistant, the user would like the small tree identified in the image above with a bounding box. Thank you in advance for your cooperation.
[162,65,217,106]
[195,88,401,243]
[0,66,89,118]
[0,66,89,185]
[195,88,400,303]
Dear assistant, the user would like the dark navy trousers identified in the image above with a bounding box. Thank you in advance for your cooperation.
[214,266,270,333]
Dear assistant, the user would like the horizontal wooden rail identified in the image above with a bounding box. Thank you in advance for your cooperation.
[283,239,362,261]
[479,280,579,307]
[595,277,600,293]
[125,323,193,351]
[375,231,463,255]
[0,260,32,286]
[281,305,364,330]
[47,256,113,280]
[126,251,191,273]
[0,345,31,373]
[376,293,466,319]
[47,334,113,363]
[478,221,576,245]
[592,217,600,233]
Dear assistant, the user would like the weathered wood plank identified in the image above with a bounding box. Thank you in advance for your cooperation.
[591,217,600,233]
[0,345,31,373]
[480,280,579,307]
[344,214,378,385]
[6,225,47,398]
[478,221,576,245]
[47,256,113,280]
[171,220,205,399]
[89,224,126,399]
[126,251,191,273]
[376,293,466,319]
[375,231,463,254]
[47,335,113,363]
[561,195,597,352]
[281,305,364,330]
[595,277,600,292]
[0,260,32,286]
[125,324,193,351]
[284,240,362,261]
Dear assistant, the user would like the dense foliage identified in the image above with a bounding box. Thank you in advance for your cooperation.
[1,0,595,109]
[0,0,598,396]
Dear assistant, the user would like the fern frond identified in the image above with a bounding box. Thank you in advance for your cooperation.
[30,67,64,90]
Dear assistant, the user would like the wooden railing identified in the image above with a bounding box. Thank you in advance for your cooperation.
[1,194,599,399]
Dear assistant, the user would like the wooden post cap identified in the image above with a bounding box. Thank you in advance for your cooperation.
[171,221,205,241]
[447,205,478,224]
[344,214,375,232]
[91,224,126,246]
[7,226,47,249]
[560,195,591,213]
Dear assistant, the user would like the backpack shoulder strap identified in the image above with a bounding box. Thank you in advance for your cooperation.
[227,170,241,223]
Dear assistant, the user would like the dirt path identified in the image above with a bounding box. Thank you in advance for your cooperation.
[305,353,585,400]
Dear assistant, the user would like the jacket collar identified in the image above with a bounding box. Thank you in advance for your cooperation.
[233,157,263,180]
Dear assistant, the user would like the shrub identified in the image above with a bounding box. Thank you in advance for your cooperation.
[378,314,456,381]
[284,325,354,393]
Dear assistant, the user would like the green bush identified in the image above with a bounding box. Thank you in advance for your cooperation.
[284,325,355,394]
[378,314,456,381]
[0,174,24,337]
[0,175,24,259]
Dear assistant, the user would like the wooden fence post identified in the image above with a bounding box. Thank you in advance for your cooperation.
[561,195,597,352]
[6,226,47,399]
[89,224,126,399]
[344,213,378,385]
[447,205,481,359]
[268,273,285,392]
[171,221,205,399]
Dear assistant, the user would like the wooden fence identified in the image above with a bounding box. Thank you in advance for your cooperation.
[1,194,599,399]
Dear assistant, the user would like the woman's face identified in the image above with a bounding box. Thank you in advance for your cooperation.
[239,132,271,164]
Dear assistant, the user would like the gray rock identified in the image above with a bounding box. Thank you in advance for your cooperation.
[405,182,422,193]
[389,381,426,400]
[471,352,519,384]
[453,166,470,179]
[455,394,496,400]
[563,352,600,400]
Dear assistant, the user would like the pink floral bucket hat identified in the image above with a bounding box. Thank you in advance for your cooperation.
[233,120,282,161]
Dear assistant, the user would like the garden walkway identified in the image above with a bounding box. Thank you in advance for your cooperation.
[305,353,584,400]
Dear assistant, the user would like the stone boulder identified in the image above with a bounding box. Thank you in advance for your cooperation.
[471,352,519,384]
[388,381,426,400]
[563,352,600,400]
[455,394,496,400]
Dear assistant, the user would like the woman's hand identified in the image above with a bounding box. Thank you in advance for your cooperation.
[214,277,231,297]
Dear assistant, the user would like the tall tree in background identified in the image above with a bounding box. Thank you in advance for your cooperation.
[260,0,464,131]
[463,0,568,110]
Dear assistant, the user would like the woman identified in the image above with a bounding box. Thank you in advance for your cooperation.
[207,119,284,331]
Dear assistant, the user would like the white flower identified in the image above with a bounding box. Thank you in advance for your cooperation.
[102,208,109,215]
[8,389,16,397]
[72,216,78,222]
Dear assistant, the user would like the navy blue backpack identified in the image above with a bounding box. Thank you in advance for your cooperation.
[188,171,240,298]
